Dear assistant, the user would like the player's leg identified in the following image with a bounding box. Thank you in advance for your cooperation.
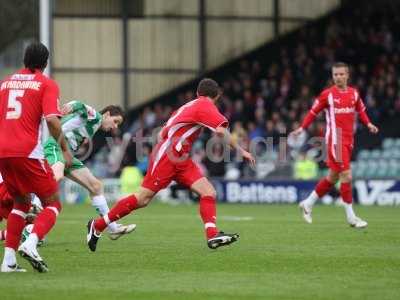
[0,160,30,272]
[339,169,367,228]
[1,194,30,273]
[190,177,239,249]
[299,169,339,222]
[299,144,340,223]
[86,153,175,251]
[87,187,155,251]
[0,191,14,243]
[17,159,62,272]
[67,167,136,238]
[190,177,219,238]
[176,157,239,249]
[30,138,66,213]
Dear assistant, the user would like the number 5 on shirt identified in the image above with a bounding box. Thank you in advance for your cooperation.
[6,89,23,119]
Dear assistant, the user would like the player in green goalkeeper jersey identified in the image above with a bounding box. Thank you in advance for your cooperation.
[36,100,136,239]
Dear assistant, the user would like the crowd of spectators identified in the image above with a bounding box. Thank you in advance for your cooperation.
[90,1,400,180]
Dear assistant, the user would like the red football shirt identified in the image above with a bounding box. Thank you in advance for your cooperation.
[301,85,370,146]
[0,68,61,158]
[150,96,228,174]
[159,96,228,152]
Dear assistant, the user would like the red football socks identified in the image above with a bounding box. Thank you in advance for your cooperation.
[5,202,30,250]
[94,194,138,232]
[315,177,334,198]
[32,200,62,240]
[199,196,218,239]
[340,182,353,204]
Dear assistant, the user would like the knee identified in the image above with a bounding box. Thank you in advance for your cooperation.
[199,187,217,199]
[45,199,62,214]
[136,193,153,208]
[326,173,338,184]
[41,193,62,211]
[340,171,352,183]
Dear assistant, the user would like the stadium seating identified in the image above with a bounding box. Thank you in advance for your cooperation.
[93,0,400,180]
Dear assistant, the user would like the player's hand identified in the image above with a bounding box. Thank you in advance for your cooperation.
[367,123,379,134]
[63,150,73,168]
[290,127,304,137]
[60,104,72,115]
[242,150,256,168]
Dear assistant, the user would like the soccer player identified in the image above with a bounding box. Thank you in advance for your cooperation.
[291,62,379,228]
[32,100,136,239]
[87,78,256,251]
[0,42,73,272]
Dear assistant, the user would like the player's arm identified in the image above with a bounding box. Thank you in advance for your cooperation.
[43,80,73,167]
[197,100,255,167]
[215,126,256,167]
[46,117,73,167]
[60,100,87,116]
[355,95,379,134]
[291,94,328,136]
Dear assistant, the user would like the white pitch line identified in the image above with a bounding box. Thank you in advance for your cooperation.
[220,216,254,221]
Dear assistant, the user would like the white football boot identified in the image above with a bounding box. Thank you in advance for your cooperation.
[108,223,137,240]
[299,200,313,224]
[18,241,48,272]
[1,263,27,273]
[348,216,368,228]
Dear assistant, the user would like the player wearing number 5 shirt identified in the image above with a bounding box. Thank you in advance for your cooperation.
[0,43,72,272]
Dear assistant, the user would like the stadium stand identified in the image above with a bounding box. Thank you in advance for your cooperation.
[91,0,400,180]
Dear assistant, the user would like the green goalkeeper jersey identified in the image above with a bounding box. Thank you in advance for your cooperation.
[61,100,102,151]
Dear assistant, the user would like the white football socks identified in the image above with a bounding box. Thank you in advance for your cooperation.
[304,191,319,207]
[91,195,118,232]
[344,202,356,222]
[3,247,16,266]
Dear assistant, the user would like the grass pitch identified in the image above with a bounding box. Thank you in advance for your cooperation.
[0,202,399,300]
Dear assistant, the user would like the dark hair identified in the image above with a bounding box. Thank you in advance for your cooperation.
[332,62,349,69]
[100,105,124,119]
[197,78,220,98]
[23,42,49,72]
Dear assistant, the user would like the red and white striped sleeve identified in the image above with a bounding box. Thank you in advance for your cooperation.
[301,91,329,129]
[354,90,370,126]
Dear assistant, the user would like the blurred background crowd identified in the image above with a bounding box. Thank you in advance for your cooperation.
[89,1,400,182]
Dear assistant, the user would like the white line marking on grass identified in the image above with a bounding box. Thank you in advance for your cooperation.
[220,216,254,221]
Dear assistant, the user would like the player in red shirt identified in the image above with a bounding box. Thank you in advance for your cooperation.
[0,43,73,272]
[291,62,378,228]
[87,78,255,251]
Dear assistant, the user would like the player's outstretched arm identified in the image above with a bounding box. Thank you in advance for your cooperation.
[215,126,256,167]
[46,116,73,167]
[356,98,379,134]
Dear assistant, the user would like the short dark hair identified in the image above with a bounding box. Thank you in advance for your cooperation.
[332,62,349,69]
[100,105,124,118]
[197,78,220,98]
[23,42,49,72]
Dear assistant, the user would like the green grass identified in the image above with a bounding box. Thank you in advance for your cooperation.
[1,203,399,300]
